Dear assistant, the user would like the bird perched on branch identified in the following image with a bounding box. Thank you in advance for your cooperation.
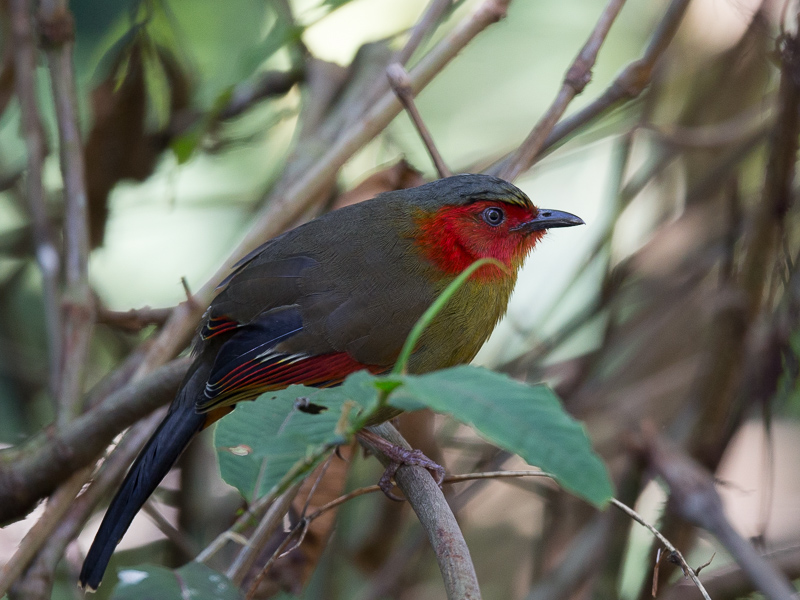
[79,173,583,590]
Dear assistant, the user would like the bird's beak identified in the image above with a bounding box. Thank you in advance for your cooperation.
[513,208,585,233]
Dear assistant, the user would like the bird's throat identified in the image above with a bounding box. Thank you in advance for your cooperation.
[413,205,538,282]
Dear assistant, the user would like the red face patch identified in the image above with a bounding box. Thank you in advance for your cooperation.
[414,201,546,281]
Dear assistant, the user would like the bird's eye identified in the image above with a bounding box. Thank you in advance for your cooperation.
[482,207,505,226]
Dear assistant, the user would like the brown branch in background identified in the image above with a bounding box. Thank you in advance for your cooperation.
[0,466,91,598]
[499,0,628,181]
[489,0,691,177]
[37,0,95,425]
[396,0,454,65]
[96,305,174,332]
[226,483,303,585]
[387,63,452,178]
[0,357,189,524]
[217,68,305,121]
[9,0,62,399]
[639,425,797,600]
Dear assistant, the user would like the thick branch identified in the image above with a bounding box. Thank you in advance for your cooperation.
[363,422,481,600]
[0,358,189,524]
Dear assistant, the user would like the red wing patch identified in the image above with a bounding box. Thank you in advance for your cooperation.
[201,315,242,340]
[196,351,386,412]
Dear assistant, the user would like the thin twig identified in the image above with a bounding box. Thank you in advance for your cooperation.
[226,483,303,586]
[9,0,62,400]
[396,0,454,65]
[306,469,553,522]
[387,62,452,178]
[488,0,692,177]
[610,498,712,600]
[500,0,627,181]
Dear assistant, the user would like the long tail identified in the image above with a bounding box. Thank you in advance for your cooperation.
[79,368,208,591]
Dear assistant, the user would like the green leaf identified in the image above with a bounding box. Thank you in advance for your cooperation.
[387,366,614,507]
[112,562,240,600]
[214,372,380,502]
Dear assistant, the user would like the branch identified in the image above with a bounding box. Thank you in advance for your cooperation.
[226,483,303,586]
[0,466,90,598]
[488,0,691,177]
[396,0,455,66]
[662,544,800,600]
[9,0,62,399]
[5,411,167,600]
[37,0,94,425]
[96,305,173,332]
[640,426,797,600]
[362,422,482,600]
[610,499,712,600]
[499,0,628,181]
[0,357,190,524]
[387,62,452,178]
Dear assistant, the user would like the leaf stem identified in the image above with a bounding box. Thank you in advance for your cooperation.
[391,258,506,376]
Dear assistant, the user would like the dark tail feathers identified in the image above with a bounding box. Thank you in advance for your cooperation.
[79,397,204,591]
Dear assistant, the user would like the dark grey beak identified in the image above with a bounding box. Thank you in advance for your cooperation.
[513,208,585,233]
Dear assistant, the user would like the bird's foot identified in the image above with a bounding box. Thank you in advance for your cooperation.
[357,430,445,502]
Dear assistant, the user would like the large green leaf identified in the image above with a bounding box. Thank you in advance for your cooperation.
[214,373,380,502]
[215,365,611,508]
[387,366,613,507]
[112,562,240,600]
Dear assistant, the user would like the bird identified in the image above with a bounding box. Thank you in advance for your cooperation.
[78,173,583,590]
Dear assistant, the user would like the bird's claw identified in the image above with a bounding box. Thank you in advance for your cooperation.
[377,447,445,502]
[357,429,445,501]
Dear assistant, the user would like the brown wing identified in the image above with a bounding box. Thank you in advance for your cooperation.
[196,198,440,412]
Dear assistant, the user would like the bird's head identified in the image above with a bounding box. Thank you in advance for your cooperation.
[409,174,584,281]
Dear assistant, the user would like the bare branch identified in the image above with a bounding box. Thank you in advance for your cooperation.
[226,483,303,586]
[488,0,691,177]
[6,411,167,600]
[37,0,95,425]
[387,62,452,178]
[610,499,712,600]
[499,0,627,181]
[9,0,61,399]
[0,358,189,523]
[396,0,455,65]
[641,427,797,600]
[362,422,482,600]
